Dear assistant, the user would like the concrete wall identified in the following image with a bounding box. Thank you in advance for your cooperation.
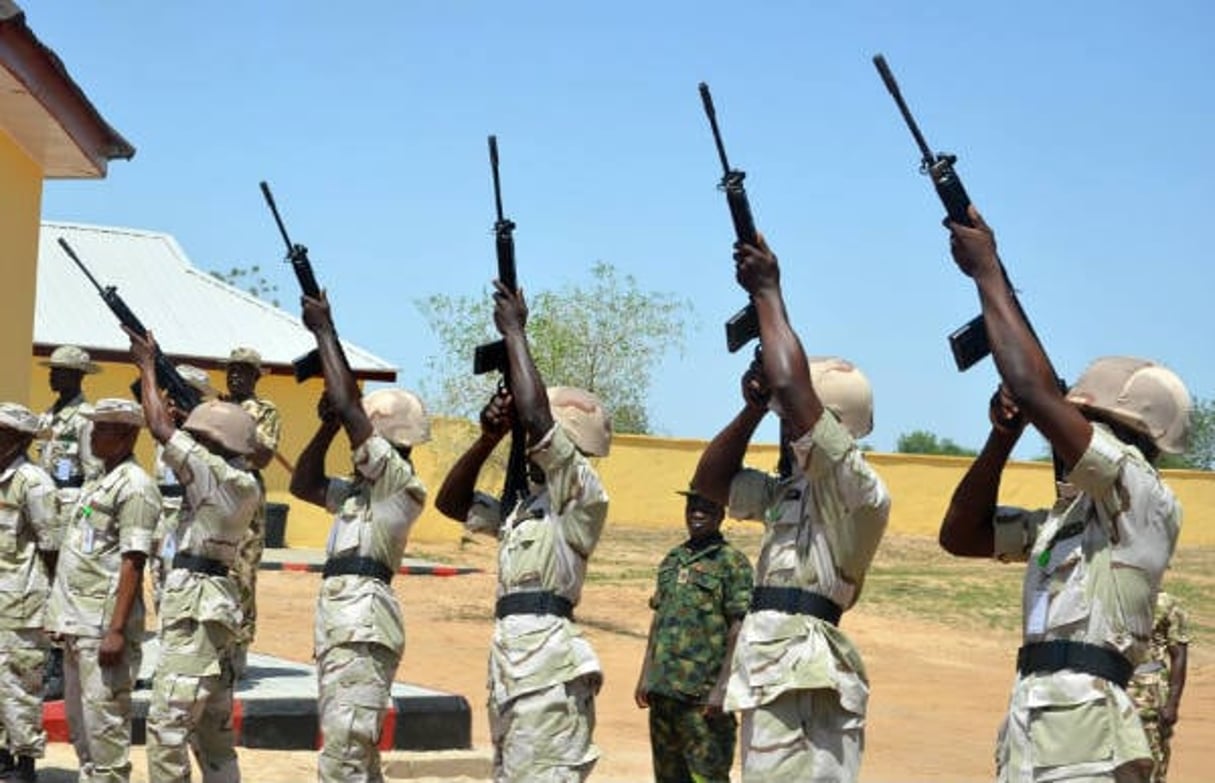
[0,135,43,404]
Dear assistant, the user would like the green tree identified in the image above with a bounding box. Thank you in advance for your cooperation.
[896,430,978,457]
[417,261,692,435]
[211,265,280,306]
[1159,396,1214,470]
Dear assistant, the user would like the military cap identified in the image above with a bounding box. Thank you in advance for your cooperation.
[0,403,42,434]
[39,345,101,374]
[225,347,266,373]
[83,398,145,428]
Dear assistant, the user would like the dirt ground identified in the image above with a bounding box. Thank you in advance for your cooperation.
[41,526,1215,782]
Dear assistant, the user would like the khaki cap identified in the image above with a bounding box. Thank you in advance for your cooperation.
[0,403,41,434]
[225,347,265,373]
[549,386,611,457]
[362,388,431,447]
[40,345,100,374]
[183,400,257,456]
[83,398,145,427]
[1066,356,1192,455]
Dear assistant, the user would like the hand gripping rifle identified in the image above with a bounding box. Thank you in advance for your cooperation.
[474,135,529,515]
[58,238,202,413]
[699,82,761,353]
[259,181,347,382]
[873,54,1068,479]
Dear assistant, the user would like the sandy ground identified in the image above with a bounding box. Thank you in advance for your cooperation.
[37,527,1215,782]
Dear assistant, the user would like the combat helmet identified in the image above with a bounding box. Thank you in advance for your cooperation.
[362,388,431,447]
[809,357,874,439]
[1065,356,1191,455]
[548,386,611,457]
[183,401,257,456]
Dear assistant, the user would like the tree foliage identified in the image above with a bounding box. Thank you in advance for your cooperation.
[210,265,280,306]
[896,429,978,457]
[417,261,692,434]
[1159,396,1214,470]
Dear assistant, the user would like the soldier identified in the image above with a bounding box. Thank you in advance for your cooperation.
[128,330,261,783]
[290,292,428,783]
[220,347,282,678]
[435,282,611,783]
[691,235,891,782]
[35,344,104,701]
[1129,591,1189,782]
[635,488,753,783]
[44,399,160,782]
[0,403,58,782]
[938,205,1191,781]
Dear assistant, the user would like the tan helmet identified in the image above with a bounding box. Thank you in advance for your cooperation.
[40,345,100,374]
[83,398,144,428]
[548,386,611,457]
[362,388,430,447]
[183,400,257,456]
[1065,356,1192,454]
[809,357,874,438]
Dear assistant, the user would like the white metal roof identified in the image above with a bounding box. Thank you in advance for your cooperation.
[35,221,396,377]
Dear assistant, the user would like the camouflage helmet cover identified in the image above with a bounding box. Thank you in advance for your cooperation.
[1065,356,1192,455]
[548,386,611,457]
[183,400,257,456]
[362,388,430,447]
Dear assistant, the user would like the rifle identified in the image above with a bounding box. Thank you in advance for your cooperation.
[873,54,1069,479]
[58,238,202,413]
[259,181,342,382]
[473,135,529,515]
[698,82,761,353]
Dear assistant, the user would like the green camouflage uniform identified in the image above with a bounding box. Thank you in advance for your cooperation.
[1128,592,1189,783]
[463,425,609,783]
[316,433,425,783]
[0,456,57,760]
[230,396,281,671]
[991,424,1179,782]
[725,413,890,783]
[643,533,753,783]
[146,430,260,783]
[45,456,160,783]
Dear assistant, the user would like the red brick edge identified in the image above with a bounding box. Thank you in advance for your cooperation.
[258,562,480,577]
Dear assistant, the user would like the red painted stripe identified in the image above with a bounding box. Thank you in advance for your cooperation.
[282,562,312,573]
[231,697,244,741]
[377,703,397,751]
[42,700,70,742]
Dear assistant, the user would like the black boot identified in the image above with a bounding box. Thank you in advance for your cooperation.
[43,646,64,701]
[0,748,14,779]
[10,755,32,783]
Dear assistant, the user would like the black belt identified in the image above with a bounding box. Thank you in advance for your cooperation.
[322,556,394,584]
[495,591,574,620]
[1016,640,1132,689]
[750,586,842,626]
[172,552,229,577]
[54,477,84,489]
[159,484,185,498]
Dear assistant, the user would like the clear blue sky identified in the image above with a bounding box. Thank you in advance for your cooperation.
[36,2,1215,458]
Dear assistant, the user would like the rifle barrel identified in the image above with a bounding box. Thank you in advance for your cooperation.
[57,238,106,294]
[872,55,936,167]
[488,135,506,224]
[259,181,295,252]
[698,82,734,176]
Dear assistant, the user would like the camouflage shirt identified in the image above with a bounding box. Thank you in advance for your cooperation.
[644,534,752,701]
[1143,591,1189,671]
[237,396,282,472]
[0,456,57,629]
[36,393,101,486]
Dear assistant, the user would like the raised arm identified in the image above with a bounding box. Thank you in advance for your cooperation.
[300,291,374,448]
[435,388,513,521]
[734,235,825,437]
[126,328,176,446]
[692,360,769,507]
[947,207,1091,468]
[940,386,1024,558]
[290,393,340,508]
[491,281,555,446]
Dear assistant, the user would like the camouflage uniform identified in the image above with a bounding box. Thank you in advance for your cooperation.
[36,392,101,537]
[230,396,281,672]
[462,425,609,783]
[146,430,260,783]
[150,445,183,613]
[45,454,160,783]
[315,432,425,783]
[991,424,1179,782]
[643,533,753,783]
[1128,592,1189,783]
[0,454,57,761]
[724,413,890,783]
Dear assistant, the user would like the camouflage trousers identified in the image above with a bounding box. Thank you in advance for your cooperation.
[647,693,737,783]
[738,687,863,783]
[150,498,183,613]
[146,622,240,783]
[0,628,47,758]
[63,634,141,783]
[230,500,266,677]
[1128,670,1172,783]
[489,674,600,783]
[317,642,399,783]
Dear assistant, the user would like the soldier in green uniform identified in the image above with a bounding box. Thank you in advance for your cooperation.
[221,347,283,679]
[44,399,160,783]
[0,403,58,783]
[1129,591,1189,782]
[635,488,753,783]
